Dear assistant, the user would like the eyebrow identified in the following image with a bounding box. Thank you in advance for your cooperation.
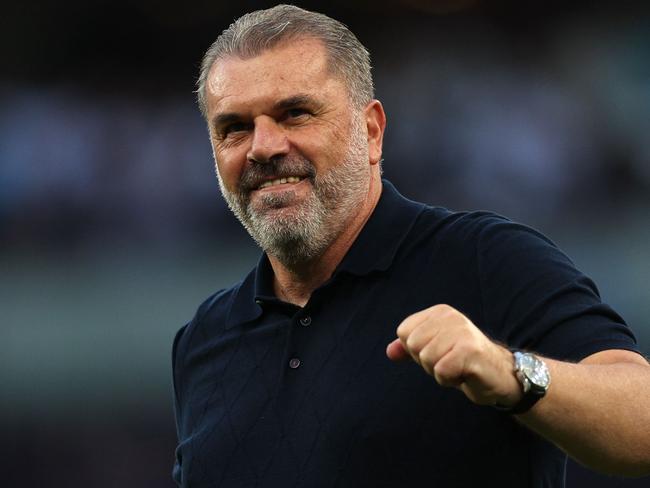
[211,94,321,130]
[272,94,319,111]
[212,112,242,130]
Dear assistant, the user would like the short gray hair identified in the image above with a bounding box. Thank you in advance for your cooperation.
[196,4,374,118]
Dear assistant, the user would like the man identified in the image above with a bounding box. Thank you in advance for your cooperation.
[172,5,650,487]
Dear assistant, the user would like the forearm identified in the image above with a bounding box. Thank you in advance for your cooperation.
[387,305,650,476]
[518,358,650,476]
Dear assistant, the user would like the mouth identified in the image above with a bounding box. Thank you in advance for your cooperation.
[257,176,306,190]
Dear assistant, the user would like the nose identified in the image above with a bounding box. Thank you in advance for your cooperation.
[247,116,290,164]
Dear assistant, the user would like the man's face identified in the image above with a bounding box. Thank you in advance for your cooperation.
[204,38,372,265]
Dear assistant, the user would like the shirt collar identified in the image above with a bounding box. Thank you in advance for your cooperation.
[334,179,425,277]
[225,179,425,329]
[224,255,272,329]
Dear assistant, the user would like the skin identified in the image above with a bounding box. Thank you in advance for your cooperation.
[205,37,650,476]
[205,38,385,305]
[386,306,650,476]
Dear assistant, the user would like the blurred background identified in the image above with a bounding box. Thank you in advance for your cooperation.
[1,0,649,486]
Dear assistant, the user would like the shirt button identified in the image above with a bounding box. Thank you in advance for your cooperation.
[299,316,312,327]
[289,358,301,369]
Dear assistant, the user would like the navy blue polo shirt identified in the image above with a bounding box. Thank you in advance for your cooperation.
[172,180,638,487]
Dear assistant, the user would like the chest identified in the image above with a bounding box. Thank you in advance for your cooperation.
[175,270,495,485]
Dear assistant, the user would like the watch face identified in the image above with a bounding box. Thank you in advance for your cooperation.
[516,352,551,388]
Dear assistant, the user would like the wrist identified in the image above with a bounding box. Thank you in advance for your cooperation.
[494,345,524,407]
[495,350,551,414]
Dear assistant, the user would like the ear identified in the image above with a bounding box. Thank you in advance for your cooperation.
[364,100,386,166]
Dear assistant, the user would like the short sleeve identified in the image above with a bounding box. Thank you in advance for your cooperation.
[475,217,639,361]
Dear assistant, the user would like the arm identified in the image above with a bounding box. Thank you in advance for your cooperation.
[386,304,650,477]
[523,349,650,476]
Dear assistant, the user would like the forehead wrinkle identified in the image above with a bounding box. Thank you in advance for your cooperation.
[206,40,346,120]
[208,39,329,86]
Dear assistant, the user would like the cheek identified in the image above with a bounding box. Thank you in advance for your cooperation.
[294,132,343,168]
[214,149,246,186]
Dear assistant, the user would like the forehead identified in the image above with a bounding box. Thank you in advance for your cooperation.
[205,38,346,115]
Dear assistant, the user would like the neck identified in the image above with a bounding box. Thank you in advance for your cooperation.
[268,174,382,307]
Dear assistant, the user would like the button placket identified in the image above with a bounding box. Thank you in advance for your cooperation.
[289,313,311,370]
[299,315,312,327]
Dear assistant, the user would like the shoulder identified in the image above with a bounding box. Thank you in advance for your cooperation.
[424,209,579,288]
[410,206,560,261]
[417,206,549,241]
[171,281,244,363]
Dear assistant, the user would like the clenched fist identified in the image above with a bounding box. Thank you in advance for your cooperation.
[386,304,523,408]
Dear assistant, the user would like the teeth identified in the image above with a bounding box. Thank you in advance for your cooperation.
[258,176,302,190]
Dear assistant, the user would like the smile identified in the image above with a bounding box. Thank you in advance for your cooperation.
[258,176,304,190]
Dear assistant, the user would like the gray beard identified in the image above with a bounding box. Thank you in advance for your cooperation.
[217,123,369,268]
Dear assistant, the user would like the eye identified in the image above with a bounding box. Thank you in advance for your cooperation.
[221,122,252,138]
[286,108,310,120]
[214,121,253,146]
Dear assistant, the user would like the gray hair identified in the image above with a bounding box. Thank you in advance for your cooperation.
[196,4,374,118]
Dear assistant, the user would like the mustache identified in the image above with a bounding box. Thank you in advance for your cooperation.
[239,156,316,192]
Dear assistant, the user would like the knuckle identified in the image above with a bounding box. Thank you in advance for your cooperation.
[430,304,464,324]
[432,360,445,377]
[428,304,446,318]
[418,344,434,364]
[433,362,453,385]
[406,334,421,353]
[419,343,442,376]
[396,311,420,337]
[419,349,436,375]
[432,303,454,316]
[457,337,480,357]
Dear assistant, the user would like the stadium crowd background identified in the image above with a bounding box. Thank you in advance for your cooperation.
[1,1,649,486]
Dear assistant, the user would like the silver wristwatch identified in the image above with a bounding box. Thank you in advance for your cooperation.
[508,350,551,414]
[495,350,551,414]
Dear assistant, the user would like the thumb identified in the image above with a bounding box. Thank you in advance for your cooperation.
[386,338,411,362]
